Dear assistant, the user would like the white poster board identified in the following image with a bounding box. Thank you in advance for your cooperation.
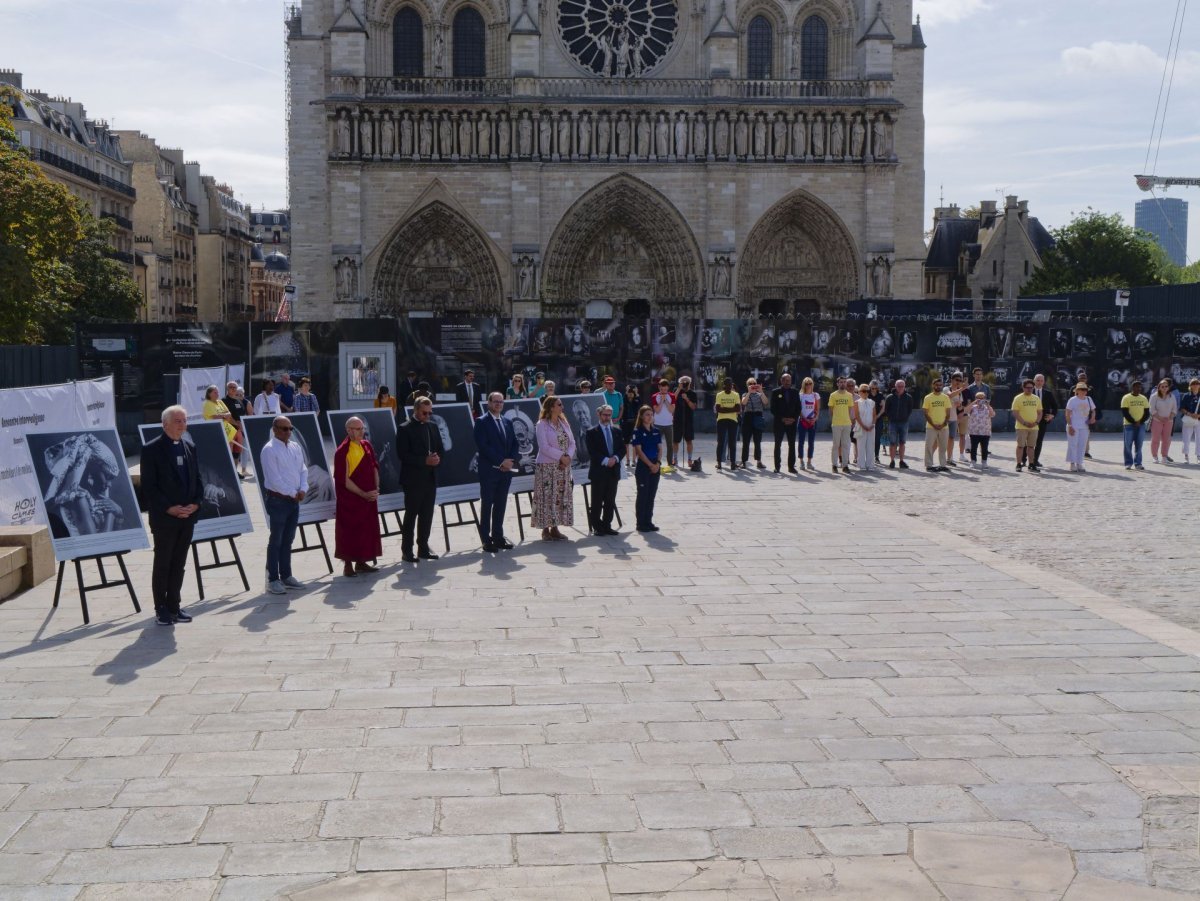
[179,366,228,421]
[23,427,149,562]
[138,421,253,541]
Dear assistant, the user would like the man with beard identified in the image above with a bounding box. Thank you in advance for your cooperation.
[1032,373,1058,470]
[397,397,444,562]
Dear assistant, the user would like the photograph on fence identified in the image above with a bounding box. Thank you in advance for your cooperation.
[403,402,482,504]
[241,413,336,525]
[138,421,252,541]
[326,409,404,512]
[24,429,148,562]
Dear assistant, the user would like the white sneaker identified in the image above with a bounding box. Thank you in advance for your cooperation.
[980,460,988,469]
[959,453,968,462]
[266,580,287,595]
[1068,463,1076,471]
[1078,465,1086,472]
[282,576,305,589]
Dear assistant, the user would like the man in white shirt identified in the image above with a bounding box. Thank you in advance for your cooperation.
[259,416,307,594]
[254,379,282,417]
[651,380,676,472]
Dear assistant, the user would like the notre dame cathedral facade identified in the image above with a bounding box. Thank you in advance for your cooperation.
[287,0,925,320]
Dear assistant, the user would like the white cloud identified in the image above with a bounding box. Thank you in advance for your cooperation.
[1061,41,1200,81]
[914,0,990,27]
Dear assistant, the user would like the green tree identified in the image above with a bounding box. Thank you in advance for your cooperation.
[0,87,141,345]
[1022,208,1174,295]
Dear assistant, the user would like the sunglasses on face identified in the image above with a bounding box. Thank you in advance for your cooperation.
[275,426,293,432]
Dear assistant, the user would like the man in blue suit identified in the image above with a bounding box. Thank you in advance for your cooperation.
[473,392,518,552]
[585,404,625,535]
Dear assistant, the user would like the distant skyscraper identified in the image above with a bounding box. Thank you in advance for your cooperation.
[1135,197,1189,267]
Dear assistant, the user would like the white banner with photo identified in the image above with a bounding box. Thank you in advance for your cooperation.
[179,366,228,421]
[0,378,116,529]
[23,427,149,562]
[138,421,253,542]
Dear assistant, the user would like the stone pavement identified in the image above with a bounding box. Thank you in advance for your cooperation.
[0,433,1196,899]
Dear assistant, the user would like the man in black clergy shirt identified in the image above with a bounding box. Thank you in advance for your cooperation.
[397,396,444,562]
[140,405,202,625]
[770,373,801,473]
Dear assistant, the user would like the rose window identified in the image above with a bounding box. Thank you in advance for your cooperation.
[558,0,678,77]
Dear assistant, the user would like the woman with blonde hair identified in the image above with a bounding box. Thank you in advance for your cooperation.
[202,385,241,457]
[798,376,820,471]
[532,395,576,540]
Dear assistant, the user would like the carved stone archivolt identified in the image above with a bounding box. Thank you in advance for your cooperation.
[328,107,895,164]
[541,175,703,315]
[372,201,503,314]
[738,191,859,314]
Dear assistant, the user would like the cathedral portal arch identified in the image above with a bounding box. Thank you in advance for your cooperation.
[541,174,704,316]
[371,200,504,315]
[738,189,859,315]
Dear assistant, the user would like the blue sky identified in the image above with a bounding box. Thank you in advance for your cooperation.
[3,0,1197,263]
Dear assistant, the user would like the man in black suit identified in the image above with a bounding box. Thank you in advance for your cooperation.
[456,370,484,416]
[141,405,203,625]
[770,373,802,473]
[473,392,518,551]
[1032,373,1059,470]
[397,397,444,562]
[400,371,420,403]
[585,404,625,535]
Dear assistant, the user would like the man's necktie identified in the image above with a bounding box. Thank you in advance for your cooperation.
[604,426,612,456]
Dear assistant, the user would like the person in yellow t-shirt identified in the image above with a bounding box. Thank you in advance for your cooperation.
[1121,379,1150,470]
[921,377,952,471]
[714,377,742,470]
[828,378,856,472]
[1010,379,1043,471]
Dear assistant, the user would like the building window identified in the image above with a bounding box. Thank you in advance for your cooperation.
[747,16,773,80]
[393,7,424,76]
[800,15,828,80]
[452,8,486,78]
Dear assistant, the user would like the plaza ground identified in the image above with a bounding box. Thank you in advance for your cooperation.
[0,434,1196,899]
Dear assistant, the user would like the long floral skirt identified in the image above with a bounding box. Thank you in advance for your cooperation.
[531,462,573,528]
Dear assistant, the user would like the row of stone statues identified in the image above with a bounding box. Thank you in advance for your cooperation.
[331,108,896,163]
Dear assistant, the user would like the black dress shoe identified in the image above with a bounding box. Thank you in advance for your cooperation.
[482,543,497,553]
[599,527,620,536]
[495,538,514,550]
[788,467,798,474]
[355,562,379,573]
[173,609,192,623]
[402,553,418,563]
[418,549,440,560]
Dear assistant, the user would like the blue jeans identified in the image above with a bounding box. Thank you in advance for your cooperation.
[799,425,815,459]
[1123,422,1145,467]
[635,461,660,529]
[265,494,300,582]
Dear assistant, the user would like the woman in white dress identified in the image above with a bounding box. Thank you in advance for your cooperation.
[1064,382,1096,471]
[853,384,877,470]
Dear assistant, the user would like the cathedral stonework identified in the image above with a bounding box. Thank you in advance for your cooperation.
[287,0,926,319]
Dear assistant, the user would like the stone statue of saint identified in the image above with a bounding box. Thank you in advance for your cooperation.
[829,116,844,158]
[400,114,414,157]
[871,257,889,296]
[792,116,806,158]
[418,114,433,157]
[336,258,357,300]
[712,257,731,296]
[655,113,670,158]
[596,113,610,157]
[497,112,510,157]
[477,113,491,157]
[538,113,552,157]
[872,116,886,159]
[772,115,787,158]
[880,116,894,158]
[714,113,729,157]
[458,115,472,157]
[557,112,571,156]
[850,116,865,159]
[577,112,591,157]
[359,116,373,157]
[692,114,706,157]
[616,113,630,157]
[615,29,630,78]
[517,113,532,155]
[752,115,767,158]
[811,116,825,158]
[734,114,749,158]
[433,31,445,73]
[438,112,453,158]
[636,113,651,159]
[380,115,396,157]
[674,113,687,157]
[335,114,351,155]
[517,257,534,299]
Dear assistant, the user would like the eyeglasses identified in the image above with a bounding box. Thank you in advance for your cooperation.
[275,426,293,432]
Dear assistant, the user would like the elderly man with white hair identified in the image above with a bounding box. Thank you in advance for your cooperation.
[140,405,203,625]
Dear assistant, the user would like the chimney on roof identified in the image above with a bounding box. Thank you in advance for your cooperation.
[932,205,961,228]
[1017,199,1029,223]
[0,70,22,89]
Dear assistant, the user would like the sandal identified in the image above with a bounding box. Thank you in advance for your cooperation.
[342,563,356,578]
[355,562,378,573]
[541,528,552,541]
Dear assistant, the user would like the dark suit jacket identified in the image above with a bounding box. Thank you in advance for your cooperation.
[456,381,485,413]
[141,434,202,530]
[397,417,445,487]
[473,413,518,478]
[1037,387,1059,418]
[585,424,626,482]
[770,387,801,420]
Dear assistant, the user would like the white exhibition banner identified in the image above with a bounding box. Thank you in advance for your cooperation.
[0,377,116,529]
[178,366,227,420]
[23,427,149,562]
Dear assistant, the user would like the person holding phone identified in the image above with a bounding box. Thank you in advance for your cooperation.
[651,380,676,473]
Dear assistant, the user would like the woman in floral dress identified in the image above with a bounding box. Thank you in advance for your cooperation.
[532,395,576,540]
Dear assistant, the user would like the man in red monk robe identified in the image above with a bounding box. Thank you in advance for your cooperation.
[333,416,383,577]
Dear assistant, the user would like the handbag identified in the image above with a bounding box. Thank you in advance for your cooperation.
[751,412,765,431]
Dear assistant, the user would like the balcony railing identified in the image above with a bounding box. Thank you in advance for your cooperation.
[30,148,136,198]
[330,75,892,103]
[174,222,195,237]
[100,211,133,230]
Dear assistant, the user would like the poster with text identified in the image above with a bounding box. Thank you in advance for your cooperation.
[326,409,404,512]
[24,428,148,562]
[241,413,336,524]
[138,421,252,541]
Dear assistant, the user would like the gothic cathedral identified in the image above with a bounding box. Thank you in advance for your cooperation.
[287,0,925,319]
